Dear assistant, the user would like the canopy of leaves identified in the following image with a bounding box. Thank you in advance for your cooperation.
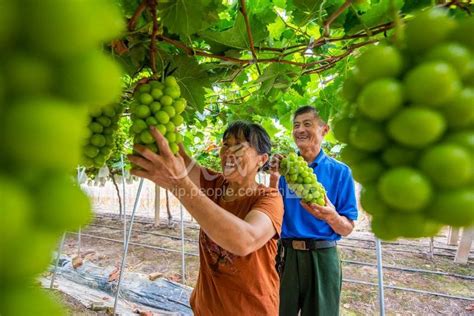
[106,0,470,170]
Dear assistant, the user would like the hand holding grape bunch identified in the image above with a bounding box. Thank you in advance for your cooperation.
[279,153,327,206]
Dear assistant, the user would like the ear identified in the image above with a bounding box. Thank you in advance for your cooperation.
[258,153,269,169]
[322,124,330,136]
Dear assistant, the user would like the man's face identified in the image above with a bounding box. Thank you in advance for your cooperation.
[292,112,329,150]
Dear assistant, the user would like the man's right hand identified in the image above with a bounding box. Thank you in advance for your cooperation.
[270,154,285,177]
[269,154,284,188]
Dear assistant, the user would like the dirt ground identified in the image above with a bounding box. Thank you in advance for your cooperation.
[54,208,474,316]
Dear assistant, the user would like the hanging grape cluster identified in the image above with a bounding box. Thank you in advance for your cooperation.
[130,76,186,154]
[0,0,123,314]
[334,9,473,240]
[280,153,327,206]
[82,103,126,168]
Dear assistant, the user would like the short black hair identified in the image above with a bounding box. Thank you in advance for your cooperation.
[293,105,326,124]
[222,121,272,170]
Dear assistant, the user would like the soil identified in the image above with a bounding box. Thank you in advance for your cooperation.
[55,180,473,315]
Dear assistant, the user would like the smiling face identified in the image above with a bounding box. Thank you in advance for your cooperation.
[219,134,267,184]
[292,111,329,151]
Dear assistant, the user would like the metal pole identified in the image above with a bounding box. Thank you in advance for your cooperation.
[375,238,385,316]
[50,233,66,289]
[120,154,127,248]
[180,204,186,284]
[120,154,126,221]
[113,178,144,315]
[77,228,81,256]
[76,167,85,256]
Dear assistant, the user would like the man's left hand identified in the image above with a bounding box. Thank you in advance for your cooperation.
[301,195,339,223]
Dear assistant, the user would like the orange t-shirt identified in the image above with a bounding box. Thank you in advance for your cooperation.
[189,169,284,316]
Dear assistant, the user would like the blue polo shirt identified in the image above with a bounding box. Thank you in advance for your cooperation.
[278,150,358,241]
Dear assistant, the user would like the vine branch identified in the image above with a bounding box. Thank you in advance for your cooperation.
[239,0,261,75]
[323,0,353,36]
[128,0,147,31]
[148,0,159,75]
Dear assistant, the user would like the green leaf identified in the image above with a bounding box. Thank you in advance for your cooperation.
[200,12,268,50]
[170,55,212,112]
[268,17,286,40]
[348,0,404,33]
[401,0,432,13]
[257,63,300,95]
[291,0,322,25]
[260,117,280,138]
[158,0,224,37]
[273,0,286,9]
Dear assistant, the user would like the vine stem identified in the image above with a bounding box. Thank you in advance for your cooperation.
[148,0,159,76]
[239,0,261,75]
[389,0,403,45]
[128,0,147,31]
[323,0,353,37]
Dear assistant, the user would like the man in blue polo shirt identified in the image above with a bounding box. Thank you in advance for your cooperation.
[270,105,358,316]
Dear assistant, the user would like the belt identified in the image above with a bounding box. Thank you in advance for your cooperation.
[281,239,336,251]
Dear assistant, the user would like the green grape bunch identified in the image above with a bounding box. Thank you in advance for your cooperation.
[82,103,125,168]
[334,9,474,240]
[0,0,124,313]
[130,76,186,154]
[279,153,327,206]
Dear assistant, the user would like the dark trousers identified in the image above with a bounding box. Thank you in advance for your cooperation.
[279,245,342,316]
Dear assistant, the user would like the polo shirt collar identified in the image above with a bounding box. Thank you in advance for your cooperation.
[310,149,326,167]
[297,149,326,167]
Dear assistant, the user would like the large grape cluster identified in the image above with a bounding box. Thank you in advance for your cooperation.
[280,153,327,206]
[334,9,473,240]
[82,103,125,168]
[130,76,186,154]
[0,0,123,314]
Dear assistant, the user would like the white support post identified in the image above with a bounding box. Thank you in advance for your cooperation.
[455,227,474,264]
[448,226,460,246]
[375,238,385,316]
[180,204,186,284]
[154,185,161,226]
[113,178,144,315]
[120,154,126,220]
[50,233,66,289]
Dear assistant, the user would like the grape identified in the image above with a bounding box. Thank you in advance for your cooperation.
[82,103,125,169]
[336,8,473,239]
[387,107,446,148]
[1,99,88,170]
[130,76,187,154]
[279,153,326,206]
[378,167,433,212]
[354,45,403,84]
[0,0,124,311]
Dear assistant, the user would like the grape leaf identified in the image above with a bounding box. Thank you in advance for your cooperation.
[169,55,211,112]
[158,0,224,37]
[200,12,268,51]
[257,63,300,95]
[268,17,286,40]
[347,0,404,33]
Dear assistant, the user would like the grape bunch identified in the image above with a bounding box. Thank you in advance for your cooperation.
[334,9,473,240]
[0,0,123,314]
[82,103,125,168]
[130,76,186,154]
[279,153,327,206]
